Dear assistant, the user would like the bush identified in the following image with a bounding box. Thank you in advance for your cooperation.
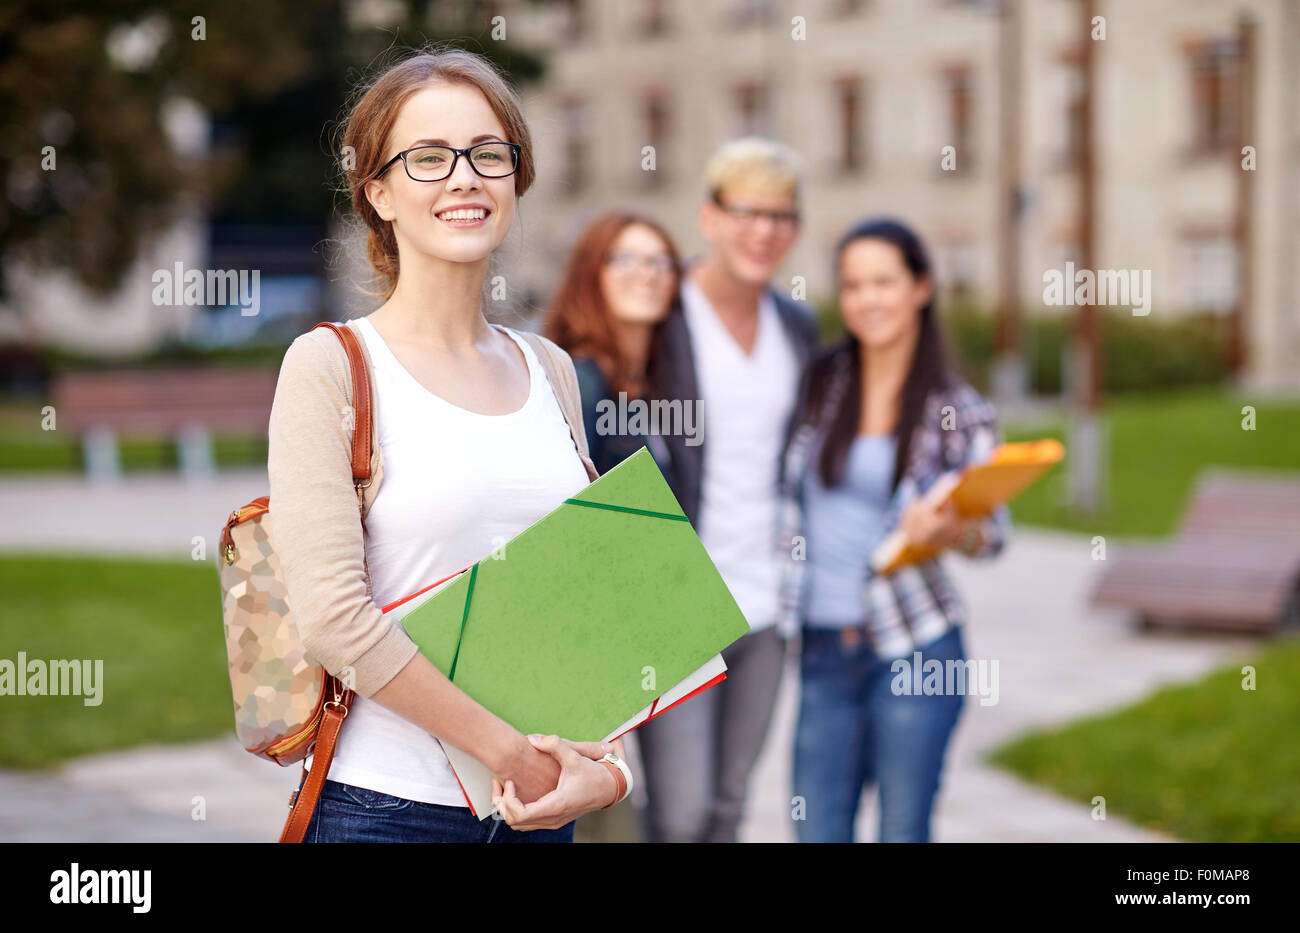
[816,298,1230,395]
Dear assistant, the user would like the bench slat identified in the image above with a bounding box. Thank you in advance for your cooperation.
[1091,471,1300,629]
[52,368,278,433]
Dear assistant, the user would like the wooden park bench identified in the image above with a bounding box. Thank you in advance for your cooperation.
[51,367,278,480]
[1090,470,1300,632]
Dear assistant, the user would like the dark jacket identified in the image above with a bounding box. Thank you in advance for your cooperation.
[572,355,676,489]
[648,275,820,527]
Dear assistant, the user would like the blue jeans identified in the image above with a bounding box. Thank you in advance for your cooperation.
[297,778,575,843]
[792,624,965,843]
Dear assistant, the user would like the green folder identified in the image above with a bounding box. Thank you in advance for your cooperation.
[401,447,751,749]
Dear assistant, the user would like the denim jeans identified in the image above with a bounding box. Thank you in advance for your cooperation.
[792,624,965,843]
[297,777,575,843]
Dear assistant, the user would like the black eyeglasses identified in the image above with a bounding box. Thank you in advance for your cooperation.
[373,141,522,182]
[712,195,801,230]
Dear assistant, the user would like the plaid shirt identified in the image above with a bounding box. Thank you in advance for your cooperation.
[775,346,1011,656]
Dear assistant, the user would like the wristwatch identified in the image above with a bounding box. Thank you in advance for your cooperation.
[597,752,633,809]
[959,523,984,555]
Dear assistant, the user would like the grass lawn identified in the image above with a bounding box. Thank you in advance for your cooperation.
[0,433,268,473]
[0,395,268,472]
[987,634,1300,842]
[993,387,1300,841]
[1003,387,1300,538]
[0,554,233,768]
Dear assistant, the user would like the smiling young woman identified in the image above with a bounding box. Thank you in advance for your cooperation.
[266,47,629,843]
[777,217,1012,843]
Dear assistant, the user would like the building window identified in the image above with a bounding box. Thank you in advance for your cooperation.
[560,97,589,195]
[734,81,771,137]
[725,0,776,29]
[935,239,979,304]
[1181,233,1237,312]
[827,0,868,16]
[1053,240,1082,275]
[834,75,865,175]
[641,89,671,187]
[1055,51,1085,171]
[558,0,587,41]
[635,0,669,36]
[1187,37,1241,155]
[941,66,975,174]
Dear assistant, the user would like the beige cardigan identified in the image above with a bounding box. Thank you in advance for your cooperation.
[266,319,598,699]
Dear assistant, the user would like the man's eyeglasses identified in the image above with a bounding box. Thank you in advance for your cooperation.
[604,252,677,276]
[373,141,521,182]
[712,196,801,231]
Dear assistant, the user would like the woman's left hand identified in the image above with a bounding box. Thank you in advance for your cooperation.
[491,734,621,831]
[901,498,981,553]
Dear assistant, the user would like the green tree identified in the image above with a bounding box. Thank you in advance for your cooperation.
[0,0,546,300]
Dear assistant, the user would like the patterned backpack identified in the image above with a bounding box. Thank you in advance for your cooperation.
[217,321,369,841]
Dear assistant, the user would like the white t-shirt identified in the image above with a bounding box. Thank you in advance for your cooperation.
[304,315,591,806]
[681,279,802,632]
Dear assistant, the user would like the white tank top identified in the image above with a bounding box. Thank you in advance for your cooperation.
[304,315,591,806]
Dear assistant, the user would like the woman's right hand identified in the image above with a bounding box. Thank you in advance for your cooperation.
[492,734,620,830]
[901,497,977,552]
[490,732,609,804]
[490,732,563,804]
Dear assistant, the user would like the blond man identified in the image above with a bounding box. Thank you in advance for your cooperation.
[639,137,819,843]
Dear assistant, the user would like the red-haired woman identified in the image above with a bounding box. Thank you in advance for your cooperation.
[267,47,631,843]
[545,212,681,485]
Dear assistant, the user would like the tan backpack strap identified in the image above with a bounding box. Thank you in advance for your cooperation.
[311,322,373,487]
[277,322,372,843]
[521,331,599,481]
[279,682,352,843]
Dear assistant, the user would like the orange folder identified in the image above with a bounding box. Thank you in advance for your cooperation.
[870,438,1065,575]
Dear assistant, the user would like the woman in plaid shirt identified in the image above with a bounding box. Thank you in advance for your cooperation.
[777,218,1011,842]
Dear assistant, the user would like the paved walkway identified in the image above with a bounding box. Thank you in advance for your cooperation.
[0,467,274,559]
[0,470,1264,842]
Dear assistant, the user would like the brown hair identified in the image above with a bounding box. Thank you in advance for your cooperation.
[544,212,681,398]
[797,217,956,491]
[338,47,535,299]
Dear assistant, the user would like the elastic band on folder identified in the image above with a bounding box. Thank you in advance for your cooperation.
[563,498,689,522]
[449,563,478,682]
